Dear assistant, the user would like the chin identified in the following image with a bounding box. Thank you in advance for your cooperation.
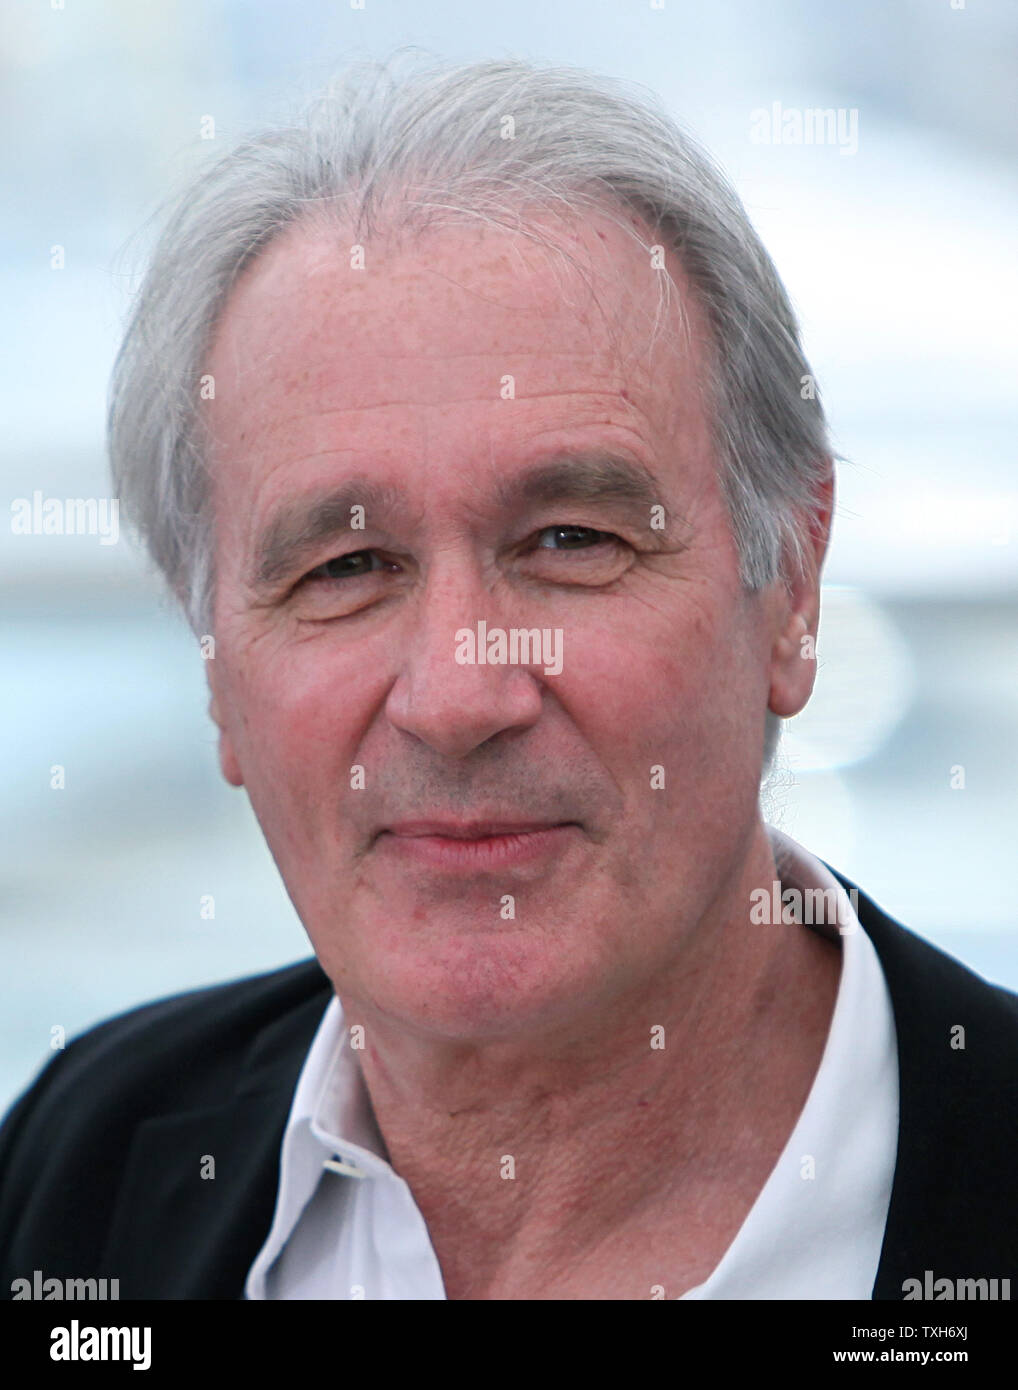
[354,931,594,1042]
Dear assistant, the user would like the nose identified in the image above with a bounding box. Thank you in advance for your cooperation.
[385,564,545,759]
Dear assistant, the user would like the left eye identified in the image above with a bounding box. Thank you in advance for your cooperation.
[535,525,619,550]
[306,550,395,581]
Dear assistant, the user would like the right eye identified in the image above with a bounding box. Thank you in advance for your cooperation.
[304,550,399,583]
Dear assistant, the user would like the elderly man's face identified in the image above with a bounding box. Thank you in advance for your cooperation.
[204,210,814,1038]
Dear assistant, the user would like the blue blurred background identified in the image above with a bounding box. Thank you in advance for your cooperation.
[3,0,1017,1112]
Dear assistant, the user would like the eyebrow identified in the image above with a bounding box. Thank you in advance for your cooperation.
[493,451,661,513]
[250,450,666,593]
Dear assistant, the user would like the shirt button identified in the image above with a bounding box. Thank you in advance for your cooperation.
[323,1154,368,1179]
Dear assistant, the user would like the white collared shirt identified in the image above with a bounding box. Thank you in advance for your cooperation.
[245,827,899,1299]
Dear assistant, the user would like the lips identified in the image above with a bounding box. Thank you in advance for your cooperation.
[383,820,572,840]
[375,820,581,871]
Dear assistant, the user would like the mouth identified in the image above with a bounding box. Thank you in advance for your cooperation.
[376,820,581,870]
[385,820,575,839]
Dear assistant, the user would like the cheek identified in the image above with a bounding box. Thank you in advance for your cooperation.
[565,598,765,830]
[572,599,741,748]
[222,641,374,818]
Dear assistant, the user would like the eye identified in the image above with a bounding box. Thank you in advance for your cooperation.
[304,550,398,582]
[534,525,622,551]
[524,525,633,587]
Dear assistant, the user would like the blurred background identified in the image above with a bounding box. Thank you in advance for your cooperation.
[3,0,1016,1113]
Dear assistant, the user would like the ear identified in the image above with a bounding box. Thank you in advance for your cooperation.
[767,462,834,720]
[205,662,244,788]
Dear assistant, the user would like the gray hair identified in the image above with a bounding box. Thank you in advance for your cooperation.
[108,50,835,769]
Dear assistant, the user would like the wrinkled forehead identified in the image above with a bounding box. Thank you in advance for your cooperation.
[201,204,714,453]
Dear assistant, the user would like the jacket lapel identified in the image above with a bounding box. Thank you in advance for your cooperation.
[827,865,1018,1299]
[100,980,331,1298]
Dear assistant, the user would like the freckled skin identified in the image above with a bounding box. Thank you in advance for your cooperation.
[203,209,838,1298]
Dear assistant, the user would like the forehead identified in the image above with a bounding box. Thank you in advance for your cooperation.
[207,202,712,433]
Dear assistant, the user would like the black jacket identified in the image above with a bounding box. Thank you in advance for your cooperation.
[2,866,1016,1299]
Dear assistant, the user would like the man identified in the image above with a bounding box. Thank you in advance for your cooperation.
[2,54,1016,1301]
